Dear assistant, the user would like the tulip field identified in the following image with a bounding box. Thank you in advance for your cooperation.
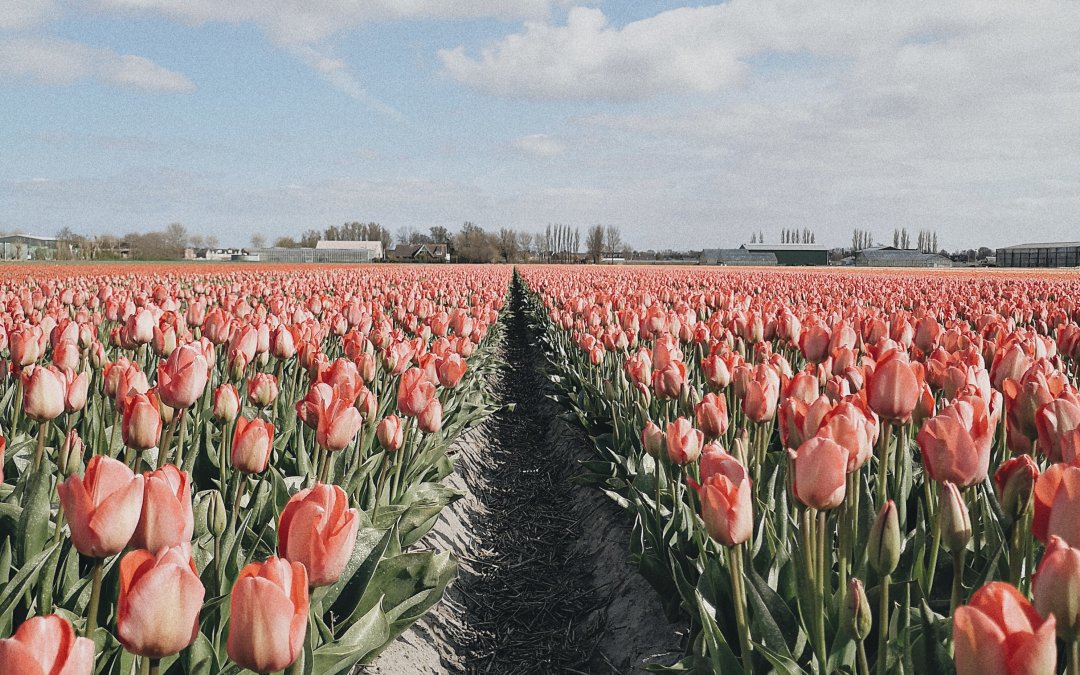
[3,263,1080,675]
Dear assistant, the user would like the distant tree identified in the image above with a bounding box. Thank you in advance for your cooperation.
[454,222,498,263]
[586,224,605,263]
[977,246,993,260]
[893,229,900,248]
[604,226,622,262]
[165,223,189,251]
[429,226,451,244]
[206,235,219,249]
[250,234,266,249]
[299,229,321,248]
[190,234,206,249]
[517,231,534,259]
[274,237,299,248]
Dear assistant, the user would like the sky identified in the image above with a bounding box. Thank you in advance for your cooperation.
[1,1,1078,252]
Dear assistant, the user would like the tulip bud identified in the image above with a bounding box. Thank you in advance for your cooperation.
[641,421,665,458]
[939,481,972,553]
[212,384,240,423]
[59,429,85,477]
[843,578,872,641]
[227,347,248,381]
[994,454,1038,523]
[377,415,404,452]
[207,489,227,537]
[1032,536,1080,640]
[868,500,901,576]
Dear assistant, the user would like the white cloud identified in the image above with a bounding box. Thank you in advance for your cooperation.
[288,44,401,117]
[74,0,557,43]
[439,2,1080,102]
[0,37,196,92]
[0,0,57,30]
[511,133,566,157]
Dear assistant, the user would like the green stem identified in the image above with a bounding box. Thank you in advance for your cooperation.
[875,422,893,508]
[877,573,890,675]
[85,558,104,636]
[730,543,754,675]
[1068,641,1079,675]
[173,408,188,468]
[371,452,391,520]
[857,640,871,675]
[816,509,829,669]
[318,448,333,484]
[33,421,48,472]
[951,548,967,614]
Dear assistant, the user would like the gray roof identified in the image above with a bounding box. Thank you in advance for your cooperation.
[999,242,1080,250]
[742,243,828,252]
[701,249,778,265]
[857,249,945,261]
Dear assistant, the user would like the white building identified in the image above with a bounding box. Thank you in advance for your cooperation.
[314,240,384,261]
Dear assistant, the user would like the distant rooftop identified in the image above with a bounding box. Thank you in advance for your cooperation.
[999,241,1080,250]
[315,240,383,251]
[742,243,829,251]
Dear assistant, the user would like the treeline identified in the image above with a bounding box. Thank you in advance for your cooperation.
[54,224,195,261]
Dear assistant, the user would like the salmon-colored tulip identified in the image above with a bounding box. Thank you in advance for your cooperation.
[665,417,703,466]
[157,343,209,410]
[917,394,998,488]
[211,383,240,423]
[231,416,274,473]
[117,547,204,658]
[122,390,162,451]
[130,465,193,554]
[57,455,145,557]
[651,360,687,400]
[1035,462,1080,547]
[21,365,65,422]
[641,420,664,458]
[866,349,923,423]
[1036,396,1080,463]
[792,436,847,510]
[436,353,467,389]
[316,398,364,451]
[377,415,404,451]
[816,398,878,472]
[0,614,94,675]
[995,454,1039,522]
[397,367,436,417]
[417,397,443,434]
[61,368,90,414]
[278,483,359,587]
[694,393,729,440]
[227,556,308,673]
[953,581,1056,675]
[295,382,334,429]
[742,365,779,424]
[695,453,753,546]
[1032,535,1080,639]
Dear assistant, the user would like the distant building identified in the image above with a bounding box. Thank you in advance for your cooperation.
[0,234,58,260]
[247,244,381,264]
[996,242,1080,268]
[189,247,248,261]
[740,243,829,266]
[388,243,450,263]
[700,249,778,266]
[855,246,953,268]
[315,239,384,260]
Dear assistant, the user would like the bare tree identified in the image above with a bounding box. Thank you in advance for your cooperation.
[586,224,605,263]
[250,233,266,249]
[604,226,622,262]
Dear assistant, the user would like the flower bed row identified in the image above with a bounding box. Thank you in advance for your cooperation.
[521,265,1080,675]
[0,264,509,674]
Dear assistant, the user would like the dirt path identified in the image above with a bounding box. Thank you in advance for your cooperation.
[370,277,683,674]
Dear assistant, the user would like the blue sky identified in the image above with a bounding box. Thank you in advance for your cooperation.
[2,1,1079,251]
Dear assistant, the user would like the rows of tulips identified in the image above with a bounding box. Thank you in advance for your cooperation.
[0,264,509,674]
[522,265,1080,674]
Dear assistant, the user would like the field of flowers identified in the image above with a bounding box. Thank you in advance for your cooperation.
[5,262,1080,674]
[521,265,1080,675]
[0,263,508,674]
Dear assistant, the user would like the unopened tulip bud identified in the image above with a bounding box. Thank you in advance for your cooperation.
[995,454,1038,523]
[59,429,85,477]
[377,415,404,452]
[641,421,665,458]
[1033,536,1080,640]
[212,384,240,423]
[417,398,443,434]
[843,578,872,641]
[939,482,972,553]
[227,348,248,381]
[868,500,901,576]
[207,489,227,537]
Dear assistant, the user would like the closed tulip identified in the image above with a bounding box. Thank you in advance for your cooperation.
[61,368,90,414]
[22,365,65,422]
[939,481,972,553]
[436,353,467,388]
[1035,462,1080,547]
[792,436,847,510]
[278,483,360,587]
[157,343,210,410]
[122,390,163,451]
[0,614,94,675]
[377,415,404,451]
[651,360,687,400]
[994,454,1039,523]
[665,417,703,466]
[1036,396,1080,463]
[117,547,204,658]
[211,383,240,422]
[866,349,923,423]
[953,581,1056,675]
[247,372,279,408]
[398,367,436,417]
[316,398,364,451]
[641,420,665,458]
[58,455,145,557]
[417,396,443,434]
[1032,535,1080,640]
[695,453,753,546]
[742,365,779,424]
[227,556,308,673]
[130,465,194,554]
[694,393,729,440]
[231,416,274,473]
